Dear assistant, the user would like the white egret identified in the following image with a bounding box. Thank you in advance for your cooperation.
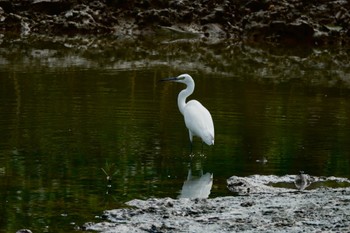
[161,74,214,150]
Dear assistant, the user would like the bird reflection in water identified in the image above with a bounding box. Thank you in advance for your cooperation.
[179,162,213,199]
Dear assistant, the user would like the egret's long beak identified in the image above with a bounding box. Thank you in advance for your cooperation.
[159,77,178,82]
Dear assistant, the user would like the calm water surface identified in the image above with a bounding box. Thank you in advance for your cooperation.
[0,37,350,232]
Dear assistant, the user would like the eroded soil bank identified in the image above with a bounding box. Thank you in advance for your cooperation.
[84,175,350,233]
[0,0,349,45]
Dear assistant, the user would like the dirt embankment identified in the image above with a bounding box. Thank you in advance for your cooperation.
[0,0,349,46]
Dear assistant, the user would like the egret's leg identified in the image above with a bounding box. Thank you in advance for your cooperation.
[201,141,204,154]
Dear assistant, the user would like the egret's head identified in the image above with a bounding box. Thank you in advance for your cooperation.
[160,74,194,84]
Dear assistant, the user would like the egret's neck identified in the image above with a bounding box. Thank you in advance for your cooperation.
[178,82,194,115]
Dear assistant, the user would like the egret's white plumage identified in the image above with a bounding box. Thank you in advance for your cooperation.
[161,74,215,146]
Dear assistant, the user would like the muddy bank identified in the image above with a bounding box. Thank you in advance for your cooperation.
[0,0,349,46]
[83,175,350,233]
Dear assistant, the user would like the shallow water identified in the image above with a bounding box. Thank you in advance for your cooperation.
[0,36,350,232]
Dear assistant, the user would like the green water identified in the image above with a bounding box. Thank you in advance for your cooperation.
[0,36,350,232]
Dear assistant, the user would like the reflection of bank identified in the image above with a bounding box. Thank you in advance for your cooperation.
[179,168,213,199]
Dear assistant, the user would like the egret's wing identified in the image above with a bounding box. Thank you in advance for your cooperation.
[184,100,214,145]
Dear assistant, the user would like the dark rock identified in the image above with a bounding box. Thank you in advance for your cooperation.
[0,0,13,13]
[3,13,23,33]
[106,0,135,8]
[30,0,73,15]
[245,0,269,12]
[270,20,315,45]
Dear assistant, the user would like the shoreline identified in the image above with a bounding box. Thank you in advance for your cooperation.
[84,175,350,232]
[0,0,349,46]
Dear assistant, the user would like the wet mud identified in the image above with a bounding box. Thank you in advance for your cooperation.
[84,175,350,233]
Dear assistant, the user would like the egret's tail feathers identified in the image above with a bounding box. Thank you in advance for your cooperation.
[202,134,214,146]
